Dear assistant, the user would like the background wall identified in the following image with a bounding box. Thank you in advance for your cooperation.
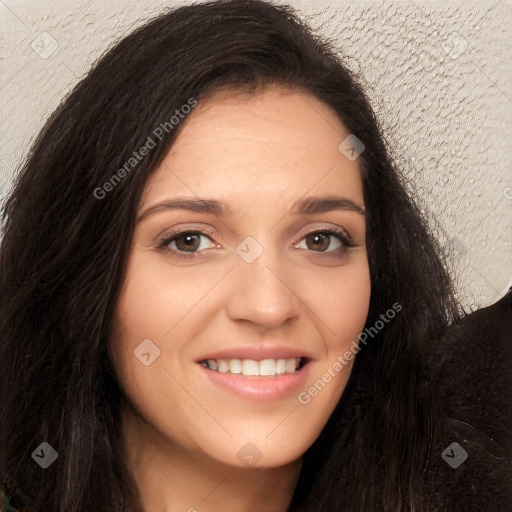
[1,0,511,311]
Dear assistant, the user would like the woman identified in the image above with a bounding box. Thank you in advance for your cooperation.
[1,0,507,510]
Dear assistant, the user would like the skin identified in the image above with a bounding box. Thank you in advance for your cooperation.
[109,84,371,512]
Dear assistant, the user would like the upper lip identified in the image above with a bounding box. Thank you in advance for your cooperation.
[196,345,314,362]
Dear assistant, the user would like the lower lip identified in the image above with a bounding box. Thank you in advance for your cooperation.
[198,362,312,402]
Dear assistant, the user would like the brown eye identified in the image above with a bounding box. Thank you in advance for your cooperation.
[157,229,217,259]
[295,229,354,254]
[174,233,202,252]
[305,233,332,252]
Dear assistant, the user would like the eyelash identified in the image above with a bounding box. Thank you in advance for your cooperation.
[156,227,356,260]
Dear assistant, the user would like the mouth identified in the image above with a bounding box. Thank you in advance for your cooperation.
[196,355,312,401]
[198,357,310,378]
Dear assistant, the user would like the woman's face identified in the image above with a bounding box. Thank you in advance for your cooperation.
[109,85,371,469]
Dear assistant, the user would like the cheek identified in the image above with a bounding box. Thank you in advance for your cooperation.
[108,266,193,439]
[309,257,371,347]
[108,251,215,416]
[295,263,370,440]
[107,257,172,405]
[111,250,212,343]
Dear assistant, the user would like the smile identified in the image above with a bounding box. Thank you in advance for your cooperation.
[199,357,308,377]
[197,357,312,401]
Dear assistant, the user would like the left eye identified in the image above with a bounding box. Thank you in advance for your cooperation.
[294,230,352,253]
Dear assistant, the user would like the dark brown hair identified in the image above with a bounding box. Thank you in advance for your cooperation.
[0,1,460,510]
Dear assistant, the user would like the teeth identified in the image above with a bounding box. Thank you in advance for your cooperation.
[259,359,276,376]
[241,359,259,375]
[229,359,241,374]
[217,360,229,373]
[201,357,304,376]
[285,358,296,373]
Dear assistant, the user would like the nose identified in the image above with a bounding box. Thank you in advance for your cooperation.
[225,248,301,329]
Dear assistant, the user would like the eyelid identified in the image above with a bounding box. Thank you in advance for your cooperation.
[156,226,218,251]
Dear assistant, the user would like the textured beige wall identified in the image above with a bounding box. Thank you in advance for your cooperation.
[1,0,511,310]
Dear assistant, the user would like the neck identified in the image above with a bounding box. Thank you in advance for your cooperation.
[119,405,302,512]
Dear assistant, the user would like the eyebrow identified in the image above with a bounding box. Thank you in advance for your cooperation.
[137,195,365,222]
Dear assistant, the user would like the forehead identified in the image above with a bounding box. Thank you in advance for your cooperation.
[139,84,364,211]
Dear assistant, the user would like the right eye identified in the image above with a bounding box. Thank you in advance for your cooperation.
[157,229,220,259]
